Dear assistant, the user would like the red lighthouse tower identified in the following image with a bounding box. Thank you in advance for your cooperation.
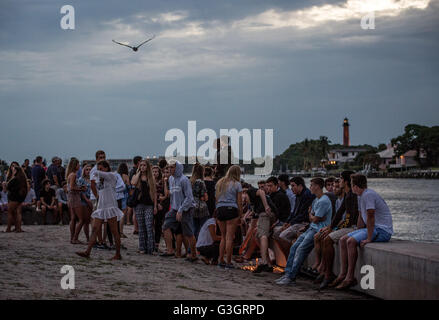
[343,118,350,146]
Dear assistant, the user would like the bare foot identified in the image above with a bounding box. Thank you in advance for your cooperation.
[5,229,12,233]
[76,251,90,258]
[14,229,24,233]
[71,240,83,245]
[110,255,122,260]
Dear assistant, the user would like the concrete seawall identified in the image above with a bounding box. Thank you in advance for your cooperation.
[276,239,439,300]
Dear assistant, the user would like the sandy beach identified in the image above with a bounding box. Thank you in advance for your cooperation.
[0,225,371,300]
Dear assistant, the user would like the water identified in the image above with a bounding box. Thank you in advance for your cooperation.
[241,175,439,243]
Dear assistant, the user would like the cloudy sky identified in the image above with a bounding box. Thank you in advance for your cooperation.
[1,0,438,163]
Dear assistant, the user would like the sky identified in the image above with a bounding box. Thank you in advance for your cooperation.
[1,0,438,163]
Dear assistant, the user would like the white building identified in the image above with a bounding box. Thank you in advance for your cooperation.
[327,147,369,165]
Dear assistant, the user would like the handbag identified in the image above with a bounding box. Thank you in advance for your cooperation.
[127,187,140,208]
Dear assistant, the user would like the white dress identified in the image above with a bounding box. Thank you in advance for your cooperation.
[91,170,124,221]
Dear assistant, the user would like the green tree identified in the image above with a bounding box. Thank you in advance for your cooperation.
[391,124,439,167]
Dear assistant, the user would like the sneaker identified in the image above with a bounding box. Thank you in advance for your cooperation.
[217,262,226,269]
[274,274,287,283]
[224,263,235,270]
[276,276,296,286]
[100,243,110,250]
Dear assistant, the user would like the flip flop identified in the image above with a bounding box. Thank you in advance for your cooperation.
[159,252,175,257]
[185,256,198,263]
[336,278,358,290]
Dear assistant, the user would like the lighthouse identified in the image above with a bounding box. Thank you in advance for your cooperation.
[343,118,350,146]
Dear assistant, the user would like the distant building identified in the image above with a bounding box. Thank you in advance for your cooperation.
[327,147,369,165]
[377,144,427,170]
[377,144,395,170]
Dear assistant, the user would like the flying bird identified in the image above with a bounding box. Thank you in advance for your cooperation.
[112,35,155,52]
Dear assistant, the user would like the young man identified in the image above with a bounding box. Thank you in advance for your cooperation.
[56,182,69,225]
[272,177,315,258]
[46,157,61,189]
[311,177,338,273]
[31,156,46,211]
[276,177,332,285]
[252,177,285,273]
[278,174,296,215]
[40,179,57,225]
[317,171,359,289]
[333,174,393,289]
[22,159,32,180]
[161,160,198,262]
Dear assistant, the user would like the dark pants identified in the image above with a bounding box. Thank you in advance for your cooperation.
[197,242,220,261]
[154,209,166,245]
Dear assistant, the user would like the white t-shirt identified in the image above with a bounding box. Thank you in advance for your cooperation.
[24,189,36,204]
[358,188,393,235]
[196,218,216,248]
[115,173,126,201]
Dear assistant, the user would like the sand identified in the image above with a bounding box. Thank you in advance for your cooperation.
[0,225,370,300]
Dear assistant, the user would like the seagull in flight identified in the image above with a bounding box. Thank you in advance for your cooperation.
[112,35,155,52]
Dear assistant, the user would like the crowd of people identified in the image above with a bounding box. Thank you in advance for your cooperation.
[0,149,394,289]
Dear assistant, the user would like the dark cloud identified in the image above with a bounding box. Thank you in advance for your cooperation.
[0,0,438,162]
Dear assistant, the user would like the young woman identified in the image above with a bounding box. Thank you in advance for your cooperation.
[215,165,243,269]
[78,164,93,242]
[66,157,86,244]
[203,166,216,218]
[4,164,28,232]
[76,160,123,260]
[131,160,157,254]
[191,164,209,239]
[153,165,167,252]
[117,163,130,238]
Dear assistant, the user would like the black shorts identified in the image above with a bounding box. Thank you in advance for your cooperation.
[216,206,239,221]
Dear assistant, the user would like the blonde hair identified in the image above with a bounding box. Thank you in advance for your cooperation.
[66,157,79,180]
[81,164,92,178]
[137,159,156,201]
[215,165,241,199]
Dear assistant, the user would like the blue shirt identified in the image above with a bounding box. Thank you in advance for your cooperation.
[310,194,332,231]
[216,181,242,209]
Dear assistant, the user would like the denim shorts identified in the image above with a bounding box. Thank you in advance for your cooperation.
[162,209,194,237]
[348,227,392,244]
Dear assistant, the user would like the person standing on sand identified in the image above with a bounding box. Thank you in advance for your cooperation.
[131,160,157,254]
[90,150,107,248]
[4,165,28,232]
[128,156,142,234]
[160,160,198,262]
[76,160,124,260]
[66,157,87,244]
[215,165,243,270]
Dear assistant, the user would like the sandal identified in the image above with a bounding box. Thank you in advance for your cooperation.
[185,256,198,263]
[336,278,358,290]
[328,276,345,288]
[159,252,175,257]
